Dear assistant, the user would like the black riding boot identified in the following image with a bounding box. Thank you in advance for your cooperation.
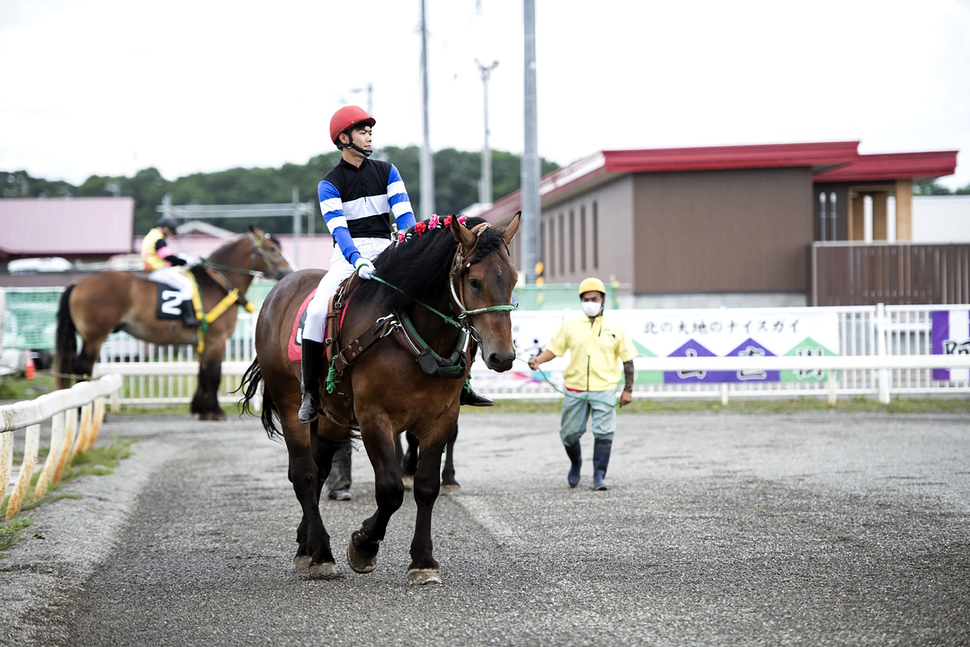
[299,339,325,424]
[592,438,613,491]
[182,301,200,327]
[460,376,494,407]
[564,442,582,488]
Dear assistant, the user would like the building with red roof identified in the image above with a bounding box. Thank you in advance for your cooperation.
[475,141,959,307]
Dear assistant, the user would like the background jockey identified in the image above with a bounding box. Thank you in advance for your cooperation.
[142,216,199,326]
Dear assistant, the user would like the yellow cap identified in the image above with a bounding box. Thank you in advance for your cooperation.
[578,277,606,296]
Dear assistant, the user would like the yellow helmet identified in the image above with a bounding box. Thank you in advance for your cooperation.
[578,277,606,296]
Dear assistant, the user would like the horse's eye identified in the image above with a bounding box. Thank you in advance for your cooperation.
[469,278,483,291]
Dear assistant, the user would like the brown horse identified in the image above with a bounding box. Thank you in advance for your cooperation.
[240,213,520,584]
[54,226,292,420]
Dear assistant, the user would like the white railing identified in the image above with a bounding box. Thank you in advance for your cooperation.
[1,374,123,520]
[86,304,970,407]
[90,353,970,407]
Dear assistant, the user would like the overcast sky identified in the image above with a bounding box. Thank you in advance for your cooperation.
[2,0,968,192]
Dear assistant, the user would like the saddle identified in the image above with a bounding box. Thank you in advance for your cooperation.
[287,274,470,380]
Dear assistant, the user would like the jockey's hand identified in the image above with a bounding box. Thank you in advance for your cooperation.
[354,258,375,280]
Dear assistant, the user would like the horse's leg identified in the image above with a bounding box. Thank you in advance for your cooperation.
[73,336,105,382]
[400,431,419,491]
[346,429,405,575]
[192,346,226,421]
[408,433,447,585]
[287,418,337,577]
[441,423,460,493]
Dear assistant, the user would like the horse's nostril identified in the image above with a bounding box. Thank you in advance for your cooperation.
[487,351,515,371]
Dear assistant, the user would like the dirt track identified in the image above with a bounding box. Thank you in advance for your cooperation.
[3,410,969,646]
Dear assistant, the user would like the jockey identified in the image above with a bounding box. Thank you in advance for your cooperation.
[299,105,415,425]
[299,106,499,429]
[142,216,199,326]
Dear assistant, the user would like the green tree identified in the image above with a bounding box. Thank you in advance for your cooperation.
[2,147,558,236]
[913,179,953,196]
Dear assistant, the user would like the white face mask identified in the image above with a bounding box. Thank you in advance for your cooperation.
[581,301,603,317]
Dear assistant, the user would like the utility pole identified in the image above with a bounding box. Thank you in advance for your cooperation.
[521,0,541,283]
[419,0,435,221]
[476,59,499,206]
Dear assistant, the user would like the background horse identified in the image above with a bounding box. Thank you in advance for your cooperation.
[397,428,460,492]
[55,226,291,420]
[240,213,519,584]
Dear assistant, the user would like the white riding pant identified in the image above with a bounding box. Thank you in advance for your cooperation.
[149,266,195,302]
[303,237,391,344]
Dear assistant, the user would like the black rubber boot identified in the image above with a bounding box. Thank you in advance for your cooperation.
[592,438,613,491]
[564,442,582,488]
[298,339,325,424]
[460,378,494,407]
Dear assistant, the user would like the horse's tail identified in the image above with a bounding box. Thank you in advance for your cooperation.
[54,284,78,389]
[239,357,282,439]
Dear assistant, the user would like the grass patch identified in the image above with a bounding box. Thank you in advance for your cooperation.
[0,374,56,400]
[0,517,32,553]
[0,435,137,556]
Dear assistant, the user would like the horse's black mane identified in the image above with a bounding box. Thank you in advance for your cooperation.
[351,215,506,312]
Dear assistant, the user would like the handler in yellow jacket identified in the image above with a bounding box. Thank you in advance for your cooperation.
[528,277,636,491]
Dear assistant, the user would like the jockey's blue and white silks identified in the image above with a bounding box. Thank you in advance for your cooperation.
[318,157,415,266]
[303,157,416,344]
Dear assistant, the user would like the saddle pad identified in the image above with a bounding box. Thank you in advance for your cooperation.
[155,282,186,320]
[288,289,317,363]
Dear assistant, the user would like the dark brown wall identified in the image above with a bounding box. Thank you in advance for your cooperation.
[631,168,814,294]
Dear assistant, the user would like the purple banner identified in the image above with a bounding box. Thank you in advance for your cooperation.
[931,310,949,381]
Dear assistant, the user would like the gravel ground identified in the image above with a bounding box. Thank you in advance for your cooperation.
[2,409,969,646]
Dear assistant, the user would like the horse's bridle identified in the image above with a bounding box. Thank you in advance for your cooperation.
[248,231,288,277]
[448,223,517,342]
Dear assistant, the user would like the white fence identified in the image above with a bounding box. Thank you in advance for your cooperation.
[1,374,123,520]
[87,303,970,407]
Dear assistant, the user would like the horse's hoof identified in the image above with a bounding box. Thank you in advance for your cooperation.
[346,541,377,574]
[407,568,442,585]
[194,411,227,421]
[307,561,337,578]
[295,555,336,578]
[402,475,414,491]
[441,483,460,495]
[293,555,312,573]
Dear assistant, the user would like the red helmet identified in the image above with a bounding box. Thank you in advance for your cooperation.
[329,106,376,145]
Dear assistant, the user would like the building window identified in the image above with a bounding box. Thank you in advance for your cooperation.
[580,205,586,271]
[592,201,599,270]
[558,212,565,276]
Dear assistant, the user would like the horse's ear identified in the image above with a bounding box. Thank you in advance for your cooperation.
[502,211,521,246]
[248,225,257,234]
[451,214,477,249]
